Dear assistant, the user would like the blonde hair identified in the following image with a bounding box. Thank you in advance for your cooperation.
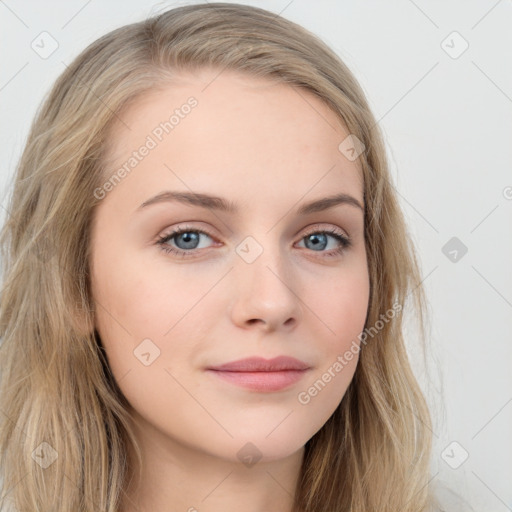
[0,3,434,511]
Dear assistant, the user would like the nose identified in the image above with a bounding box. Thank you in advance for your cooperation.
[229,241,302,332]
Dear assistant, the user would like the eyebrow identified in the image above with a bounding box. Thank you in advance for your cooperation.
[136,190,364,215]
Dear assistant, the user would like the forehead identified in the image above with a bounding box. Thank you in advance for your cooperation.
[102,69,364,204]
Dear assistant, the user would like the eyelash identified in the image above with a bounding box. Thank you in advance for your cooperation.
[156,224,352,260]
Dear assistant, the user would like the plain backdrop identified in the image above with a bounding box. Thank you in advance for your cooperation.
[1,1,511,510]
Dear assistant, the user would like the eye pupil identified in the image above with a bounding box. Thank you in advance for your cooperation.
[176,231,200,249]
[305,233,327,251]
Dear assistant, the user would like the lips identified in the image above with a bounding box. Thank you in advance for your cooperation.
[206,356,311,392]
[207,356,310,372]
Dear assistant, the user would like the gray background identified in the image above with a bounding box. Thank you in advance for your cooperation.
[1,1,511,510]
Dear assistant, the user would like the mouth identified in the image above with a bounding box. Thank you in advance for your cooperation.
[206,356,311,392]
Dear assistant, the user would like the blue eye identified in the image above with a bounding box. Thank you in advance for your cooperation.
[296,229,351,257]
[156,225,351,259]
[157,226,215,259]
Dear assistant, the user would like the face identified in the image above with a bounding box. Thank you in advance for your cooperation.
[90,68,370,465]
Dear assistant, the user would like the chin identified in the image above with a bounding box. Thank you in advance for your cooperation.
[222,429,310,465]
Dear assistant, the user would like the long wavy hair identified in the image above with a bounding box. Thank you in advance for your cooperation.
[0,3,435,511]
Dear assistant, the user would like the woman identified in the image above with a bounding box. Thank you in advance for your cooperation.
[0,3,436,511]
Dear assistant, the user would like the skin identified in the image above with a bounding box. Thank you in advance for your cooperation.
[90,68,370,512]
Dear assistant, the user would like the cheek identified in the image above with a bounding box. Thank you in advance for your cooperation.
[92,255,221,375]
[293,271,368,431]
[308,266,370,346]
[94,252,200,331]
